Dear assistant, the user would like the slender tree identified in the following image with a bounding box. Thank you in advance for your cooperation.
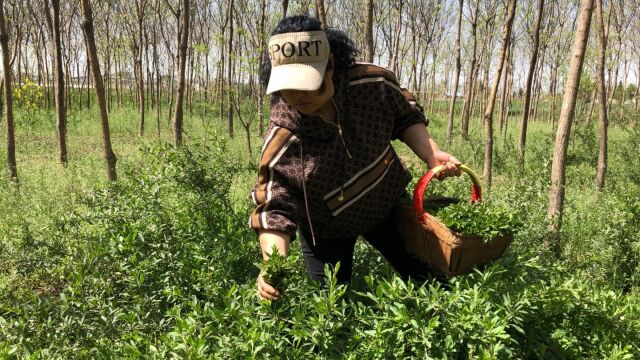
[172,0,189,147]
[257,0,267,136]
[226,0,234,138]
[44,0,68,166]
[135,0,148,136]
[547,0,594,239]
[460,0,479,139]
[388,0,403,74]
[518,0,545,171]
[316,0,327,30]
[595,0,608,191]
[446,0,463,143]
[483,0,517,189]
[0,0,16,181]
[363,0,374,63]
[80,0,117,181]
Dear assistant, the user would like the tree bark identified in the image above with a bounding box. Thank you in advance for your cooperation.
[80,0,117,182]
[499,42,511,134]
[135,0,147,137]
[586,86,597,125]
[483,0,517,189]
[518,0,545,171]
[636,59,640,113]
[316,0,327,30]
[0,0,17,181]
[388,0,403,74]
[460,0,479,140]
[226,0,234,138]
[153,18,161,140]
[173,0,189,147]
[363,0,374,63]
[258,0,266,137]
[547,0,594,239]
[594,0,607,191]
[44,0,68,166]
[446,0,463,144]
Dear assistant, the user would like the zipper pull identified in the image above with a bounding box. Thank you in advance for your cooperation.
[337,125,352,159]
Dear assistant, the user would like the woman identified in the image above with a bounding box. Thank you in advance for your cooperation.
[251,15,461,300]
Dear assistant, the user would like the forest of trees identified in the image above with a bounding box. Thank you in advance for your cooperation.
[0,0,637,235]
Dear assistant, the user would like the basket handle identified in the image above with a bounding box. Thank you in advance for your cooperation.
[412,164,482,224]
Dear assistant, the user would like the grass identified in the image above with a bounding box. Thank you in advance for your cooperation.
[0,96,639,358]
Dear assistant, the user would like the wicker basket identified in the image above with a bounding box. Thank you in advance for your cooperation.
[396,165,513,277]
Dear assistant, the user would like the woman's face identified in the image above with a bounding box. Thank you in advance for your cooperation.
[281,65,334,116]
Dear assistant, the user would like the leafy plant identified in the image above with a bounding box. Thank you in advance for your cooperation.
[256,245,298,291]
[12,79,44,111]
[433,201,523,241]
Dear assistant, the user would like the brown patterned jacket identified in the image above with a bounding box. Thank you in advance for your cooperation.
[249,63,428,242]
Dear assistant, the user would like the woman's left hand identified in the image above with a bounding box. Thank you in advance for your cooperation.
[433,151,462,180]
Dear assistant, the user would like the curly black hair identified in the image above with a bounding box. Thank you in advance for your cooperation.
[259,15,360,88]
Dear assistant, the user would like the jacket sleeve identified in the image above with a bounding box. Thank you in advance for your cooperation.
[249,126,300,240]
[386,79,429,140]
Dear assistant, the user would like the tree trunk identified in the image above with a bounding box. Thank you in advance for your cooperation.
[316,0,327,30]
[388,0,403,74]
[187,47,194,116]
[636,56,640,113]
[483,0,517,189]
[518,0,544,171]
[460,0,479,139]
[173,0,189,147]
[227,0,234,138]
[105,13,112,113]
[547,0,594,240]
[282,0,288,18]
[258,0,266,136]
[363,0,374,63]
[620,58,628,119]
[136,1,146,137]
[586,86,597,125]
[594,0,607,191]
[428,49,438,113]
[530,46,546,122]
[447,0,464,143]
[80,0,117,182]
[499,42,511,134]
[607,29,622,110]
[44,0,68,166]
[0,0,17,181]
[153,18,161,140]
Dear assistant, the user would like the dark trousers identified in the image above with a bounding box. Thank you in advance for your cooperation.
[300,209,437,284]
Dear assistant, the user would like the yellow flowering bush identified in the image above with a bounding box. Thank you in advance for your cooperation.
[13,79,44,111]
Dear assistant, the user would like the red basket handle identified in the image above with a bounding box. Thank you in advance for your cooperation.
[412,164,482,224]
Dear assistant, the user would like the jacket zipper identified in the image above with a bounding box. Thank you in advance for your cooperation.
[337,125,352,159]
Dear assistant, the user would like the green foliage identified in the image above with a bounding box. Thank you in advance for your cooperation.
[434,201,523,241]
[1,102,639,358]
[256,246,298,291]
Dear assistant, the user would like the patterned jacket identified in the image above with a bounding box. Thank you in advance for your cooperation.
[249,63,428,242]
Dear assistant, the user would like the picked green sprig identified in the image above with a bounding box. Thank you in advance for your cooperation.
[255,245,297,290]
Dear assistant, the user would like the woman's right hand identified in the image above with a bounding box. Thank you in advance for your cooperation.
[257,272,281,300]
[257,229,290,301]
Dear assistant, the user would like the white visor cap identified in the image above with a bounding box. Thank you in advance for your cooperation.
[266,31,330,95]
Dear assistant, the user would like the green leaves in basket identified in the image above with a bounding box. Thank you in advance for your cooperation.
[433,201,523,241]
